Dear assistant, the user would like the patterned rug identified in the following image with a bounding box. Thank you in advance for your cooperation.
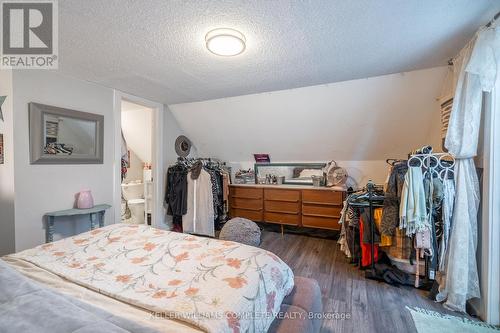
[407,306,500,333]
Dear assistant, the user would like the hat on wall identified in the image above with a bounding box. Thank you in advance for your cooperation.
[175,135,192,157]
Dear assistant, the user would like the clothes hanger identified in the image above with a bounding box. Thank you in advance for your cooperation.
[386,158,406,166]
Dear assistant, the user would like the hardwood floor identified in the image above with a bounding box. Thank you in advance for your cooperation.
[259,230,468,333]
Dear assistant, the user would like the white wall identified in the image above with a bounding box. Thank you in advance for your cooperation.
[121,104,153,164]
[163,105,198,166]
[11,70,115,251]
[169,67,446,187]
[121,103,153,182]
[0,69,15,255]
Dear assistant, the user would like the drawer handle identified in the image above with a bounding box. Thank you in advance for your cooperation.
[264,199,299,203]
[303,213,341,219]
[232,207,263,212]
[302,201,341,206]
[231,196,262,200]
[266,210,299,215]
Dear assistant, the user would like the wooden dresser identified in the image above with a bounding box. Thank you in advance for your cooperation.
[229,184,345,231]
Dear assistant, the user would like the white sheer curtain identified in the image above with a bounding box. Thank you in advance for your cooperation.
[440,24,500,312]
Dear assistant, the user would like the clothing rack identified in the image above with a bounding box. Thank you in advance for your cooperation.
[167,157,230,235]
[347,181,385,279]
[406,147,455,285]
[407,150,455,181]
[176,157,226,170]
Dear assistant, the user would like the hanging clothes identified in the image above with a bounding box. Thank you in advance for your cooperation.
[359,214,379,268]
[167,158,229,234]
[165,165,188,232]
[381,162,408,236]
[120,131,129,181]
[440,24,499,312]
[206,168,223,228]
[343,185,384,267]
[373,208,392,247]
[338,197,352,257]
[438,177,455,272]
[222,171,230,215]
[399,167,429,236]
[182,168,215,237]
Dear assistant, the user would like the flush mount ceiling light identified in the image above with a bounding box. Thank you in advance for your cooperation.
[205,28,246,56]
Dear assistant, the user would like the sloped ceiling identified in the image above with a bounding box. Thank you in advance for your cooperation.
[169,67,447,162]
[121,100,153,163]
[57,0,499,104]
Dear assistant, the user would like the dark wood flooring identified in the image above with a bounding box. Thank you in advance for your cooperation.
[259,230,468,333]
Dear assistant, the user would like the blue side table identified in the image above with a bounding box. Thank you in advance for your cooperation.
[44,204,112,243]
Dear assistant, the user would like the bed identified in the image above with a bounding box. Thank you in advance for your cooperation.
[2,223,322,333]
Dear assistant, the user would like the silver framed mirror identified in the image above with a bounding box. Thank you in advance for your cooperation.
[29,102,104,164]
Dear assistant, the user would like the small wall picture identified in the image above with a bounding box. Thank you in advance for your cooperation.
[0,134,4,164]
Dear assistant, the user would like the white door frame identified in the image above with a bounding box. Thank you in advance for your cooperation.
[481,85,500,324]
[113,91,165,228]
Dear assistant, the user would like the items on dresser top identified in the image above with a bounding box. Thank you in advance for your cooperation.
[234,168,255,184]
[254,162,326,186]
[229,184,345,232]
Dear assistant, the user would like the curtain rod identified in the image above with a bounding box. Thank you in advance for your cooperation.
[448,10,499,66]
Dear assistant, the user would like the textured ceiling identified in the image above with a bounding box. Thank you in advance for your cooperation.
[58,0,499,104]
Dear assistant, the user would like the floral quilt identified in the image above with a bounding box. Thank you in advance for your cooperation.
[12,223,294,333]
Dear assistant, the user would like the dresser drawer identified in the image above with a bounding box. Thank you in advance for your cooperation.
[231,208,263,222]
[302,203,341,218]
[264,212,300,226]
[265,200,300,214]
[264,189,300,202]
[231,197,263,211]
[302,215,341,230]
[302,190,343,205]
[230,186,263,199]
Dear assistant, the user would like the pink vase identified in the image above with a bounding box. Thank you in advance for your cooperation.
[77,189,94,209]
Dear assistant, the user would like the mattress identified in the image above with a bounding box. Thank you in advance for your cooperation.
[6,223,295,333]
[3,256,198,333]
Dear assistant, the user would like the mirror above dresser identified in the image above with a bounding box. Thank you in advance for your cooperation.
[254,162,326,186]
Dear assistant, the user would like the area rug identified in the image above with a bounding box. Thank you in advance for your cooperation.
[407,306,500,333]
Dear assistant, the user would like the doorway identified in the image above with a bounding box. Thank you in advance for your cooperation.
[120,100,154,224]
[113,92,164,228]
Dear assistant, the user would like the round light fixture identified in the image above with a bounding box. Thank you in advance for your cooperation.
[205,28,246,56]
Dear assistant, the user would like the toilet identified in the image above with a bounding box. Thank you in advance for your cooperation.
[121,182,145,224]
